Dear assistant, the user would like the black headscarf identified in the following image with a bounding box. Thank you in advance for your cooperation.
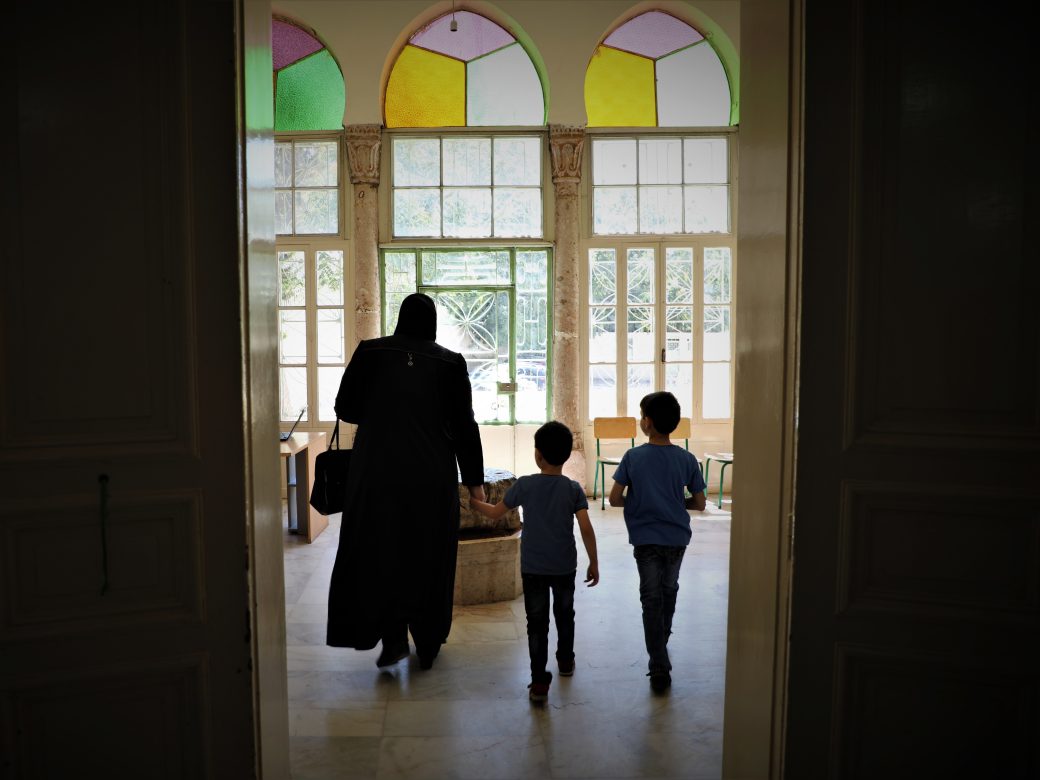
[394,292,437,340]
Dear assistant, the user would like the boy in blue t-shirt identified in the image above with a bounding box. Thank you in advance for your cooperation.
[608,391,707,693]
[470,421,599,703]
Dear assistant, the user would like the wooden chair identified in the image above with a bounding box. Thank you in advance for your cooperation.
[674,417,692,450]
[592,416,637,510]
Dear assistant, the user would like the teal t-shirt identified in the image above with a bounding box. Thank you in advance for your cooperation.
[504,474,588,575]
[612,444,706,546]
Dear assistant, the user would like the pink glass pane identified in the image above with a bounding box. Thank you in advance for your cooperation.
[411,11,514,62]
[604,11,702,60]
[273,19,324,71]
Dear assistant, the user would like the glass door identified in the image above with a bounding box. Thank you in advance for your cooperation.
[423,287,513,424]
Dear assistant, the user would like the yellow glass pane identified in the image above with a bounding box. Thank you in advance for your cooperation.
[585,46,656,127]
[385,45,465,128]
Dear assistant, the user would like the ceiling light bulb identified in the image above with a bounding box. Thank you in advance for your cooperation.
[450,18,458,32]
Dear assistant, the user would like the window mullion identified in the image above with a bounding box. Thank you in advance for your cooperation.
[693,242,705,423]
[617,243,627,417]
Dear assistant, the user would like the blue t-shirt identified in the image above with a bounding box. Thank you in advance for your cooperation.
[504,474,589,575]
[612,444,707,547]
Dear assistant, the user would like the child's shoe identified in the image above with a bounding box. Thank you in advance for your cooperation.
[558,658,575,677]
[528,672,553,702]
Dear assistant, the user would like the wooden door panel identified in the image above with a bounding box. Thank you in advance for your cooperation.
[788,0,1040,775]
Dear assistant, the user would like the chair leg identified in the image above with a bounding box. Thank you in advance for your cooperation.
[592,461,599,500]
[600,464,607,510]
[718,463,728,508]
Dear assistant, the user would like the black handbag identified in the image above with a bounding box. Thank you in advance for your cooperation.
[309,421,351,515]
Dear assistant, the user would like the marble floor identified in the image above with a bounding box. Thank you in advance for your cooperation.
[283,501,731,780]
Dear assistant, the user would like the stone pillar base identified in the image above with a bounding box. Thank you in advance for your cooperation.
[453,530,522,605]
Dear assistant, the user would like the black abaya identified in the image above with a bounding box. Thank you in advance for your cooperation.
[326,299,483,654]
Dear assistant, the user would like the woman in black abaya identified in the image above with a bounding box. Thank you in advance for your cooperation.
[326,293,485,669]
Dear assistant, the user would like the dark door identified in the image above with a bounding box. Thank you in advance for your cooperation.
[787,1,1040,777]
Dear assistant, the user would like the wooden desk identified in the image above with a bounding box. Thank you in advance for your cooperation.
[279,431,327,542]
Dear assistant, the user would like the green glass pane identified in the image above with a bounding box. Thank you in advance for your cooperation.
[275,50,345,132]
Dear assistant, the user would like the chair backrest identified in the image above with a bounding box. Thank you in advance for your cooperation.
[593,417,637,456]
[673,417,691,450]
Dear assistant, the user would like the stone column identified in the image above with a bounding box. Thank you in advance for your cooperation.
[345,124,382,346]
[548,125,587,487]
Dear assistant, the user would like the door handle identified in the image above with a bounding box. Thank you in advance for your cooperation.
[661,348,666,363]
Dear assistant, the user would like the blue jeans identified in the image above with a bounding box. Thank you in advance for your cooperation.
[633,544,686,674]
[522,572,576,684]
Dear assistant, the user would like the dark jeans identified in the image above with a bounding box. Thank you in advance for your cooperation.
[633,544,686,674]
[522,571,576,684]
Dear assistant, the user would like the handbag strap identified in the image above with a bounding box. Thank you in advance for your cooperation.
[328,420,340,450]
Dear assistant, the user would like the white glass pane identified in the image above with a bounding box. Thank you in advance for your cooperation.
[665,364,694,409]
[703,362,731,418]
[589,307,616,363]
[317,309,344,363]
[639,186,684,234]
[293,189,338,234]
[656,43,732,127]
[393,138,440,186]
[275,191,293,235]
[421,250,510,286]
[467,43,545,126]
[589,365,617,419]
[665,306,694,361]
[494,187,542,237]
[294,140,338,186]
[278,251,305,307]
[443,138,491,186]
[279,367,307,422]
[627,365,654,418]
[384,251,417,293]
[627,306,655,362]
[279,310,307,364]
[684,138,728,184]
[594,187,637,234]
[626,248,655,304]
[704,306,731,361]
[516,250,548,292]
[665,247,694,303]
[443,188,492,237]
[589,249,617,305]
[316,250,343,306]
[704,247,733,303]
[394,188,441,237]
[317,366,342,422]
[593,139,637,185]
[683,185,730,233]
[638,138,682,184]
[493,137,541,185]
[275,143,293,187]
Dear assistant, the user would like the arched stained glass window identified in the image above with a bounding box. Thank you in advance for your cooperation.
[585,10,735,127]
[385,11,545,128]
[273,17,345,132]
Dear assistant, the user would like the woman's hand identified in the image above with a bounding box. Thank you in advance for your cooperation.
[467,484,486,503]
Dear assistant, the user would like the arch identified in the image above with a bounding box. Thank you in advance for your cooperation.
[585,8,739,127]
[383,8,547,128]
[272,16,346,132]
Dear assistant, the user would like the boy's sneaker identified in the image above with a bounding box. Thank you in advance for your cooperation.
[649,671,671,693]
[528,672,553,702]
[558,658,575,677]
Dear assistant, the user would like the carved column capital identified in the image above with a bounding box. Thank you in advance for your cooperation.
[548,125,586,185]
[345,124,382,185]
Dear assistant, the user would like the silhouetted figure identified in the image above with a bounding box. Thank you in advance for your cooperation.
[326,293,485,670]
